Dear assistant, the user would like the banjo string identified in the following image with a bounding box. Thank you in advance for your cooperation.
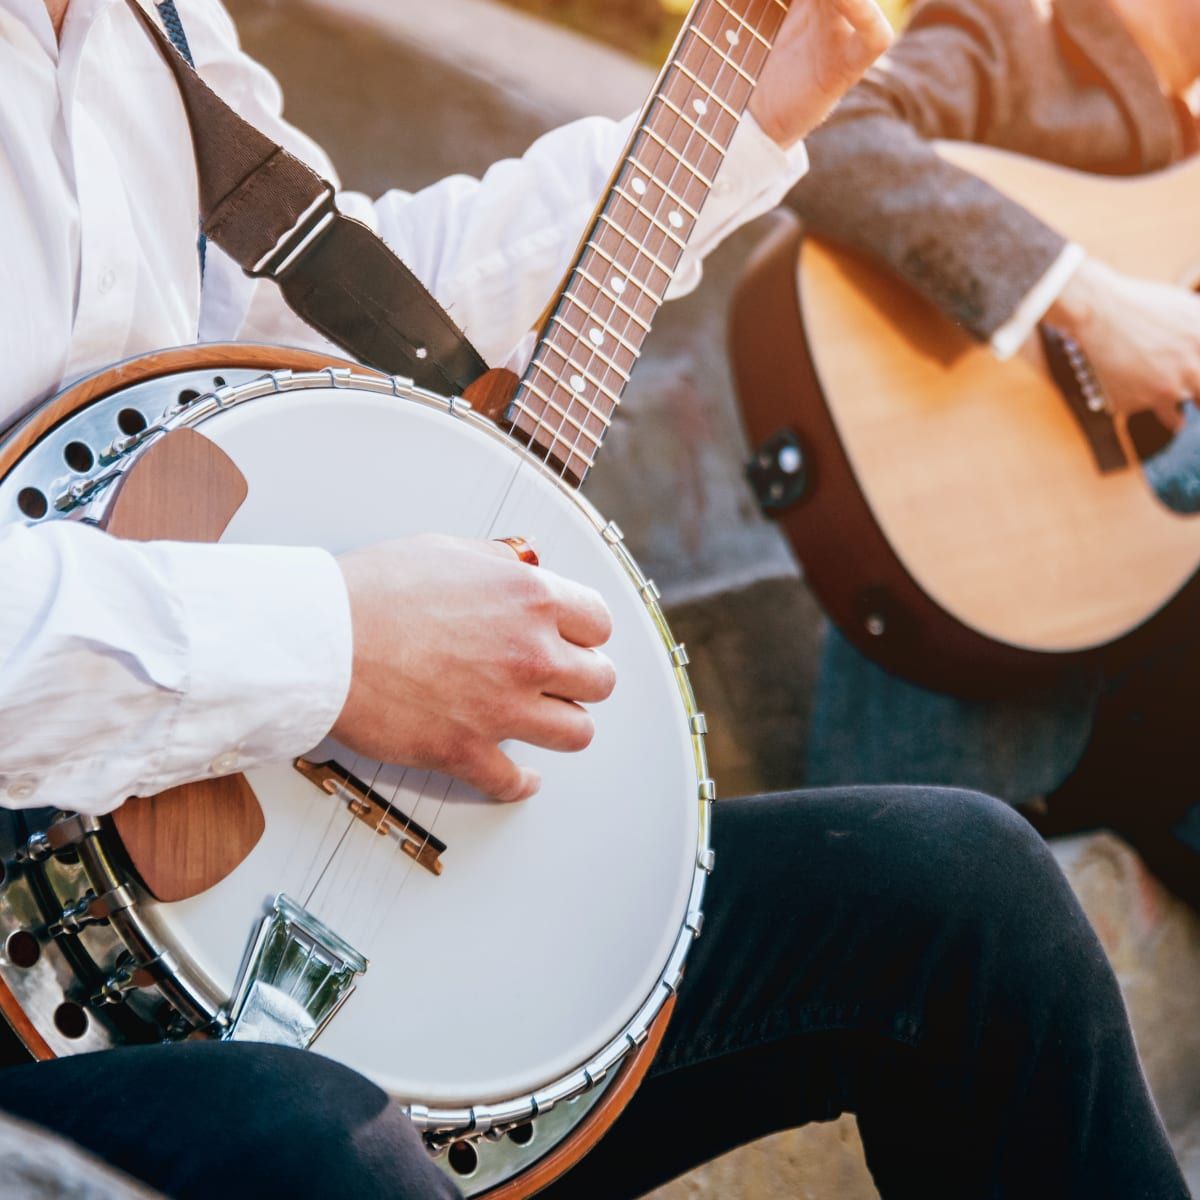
[302,0,760,940]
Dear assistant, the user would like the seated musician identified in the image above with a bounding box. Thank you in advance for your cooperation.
[0,0,1187,1196]
[789,0,1200,906]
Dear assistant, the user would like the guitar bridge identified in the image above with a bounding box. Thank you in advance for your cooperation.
[225,894,367,1048]
[294,757,446,877]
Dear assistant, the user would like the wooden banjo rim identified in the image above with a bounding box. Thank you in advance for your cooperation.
[0,344,374,480]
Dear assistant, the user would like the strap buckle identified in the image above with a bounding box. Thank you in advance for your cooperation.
[247,183,337,280]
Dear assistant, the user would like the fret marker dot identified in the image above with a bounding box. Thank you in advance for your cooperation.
[611,276,626,294]
[589,328,605,346]
[693,99,708,117]
[570,375,586,393]
[668,211,684,229]
[725,29,740,47]
[632,177,647,196]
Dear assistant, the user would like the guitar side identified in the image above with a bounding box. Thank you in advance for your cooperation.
[731,145,1200,696]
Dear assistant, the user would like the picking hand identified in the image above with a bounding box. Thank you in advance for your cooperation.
[749,0,894,150]
[333,535,616,803]
[1048,257,1200,432]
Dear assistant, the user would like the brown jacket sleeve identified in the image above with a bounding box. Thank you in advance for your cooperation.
[788,0,1085,342]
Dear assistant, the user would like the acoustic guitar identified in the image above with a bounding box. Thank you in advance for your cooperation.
[732,141,1200,697]
[0,0,790,1194]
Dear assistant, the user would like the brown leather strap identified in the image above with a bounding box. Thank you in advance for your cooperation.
[124,0,488,397]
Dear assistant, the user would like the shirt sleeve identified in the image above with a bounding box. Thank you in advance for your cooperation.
[0,521,351,815]
[184,0,808,365]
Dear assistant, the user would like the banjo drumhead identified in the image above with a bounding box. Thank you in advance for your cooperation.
[142,383,701,1106]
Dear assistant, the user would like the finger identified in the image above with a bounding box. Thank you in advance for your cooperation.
[544,646,617,705]
[545,574,613,647]
[827,0,894,51]
[455,739,540,803]
[511,696,597,754]
[479,537,538,565]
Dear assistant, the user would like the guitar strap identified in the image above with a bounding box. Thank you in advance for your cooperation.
[124,0,489,398]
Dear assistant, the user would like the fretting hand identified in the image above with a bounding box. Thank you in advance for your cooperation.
[1047,257,1200,432]
[333,535,616,803]
[750,0,894,150]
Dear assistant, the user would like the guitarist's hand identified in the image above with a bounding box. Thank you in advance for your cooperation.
[750,0,893,150]
[1049,257,1200,432]
[332,535,616,803]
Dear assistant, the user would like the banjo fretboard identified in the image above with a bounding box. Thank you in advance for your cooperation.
[507,0,789,483]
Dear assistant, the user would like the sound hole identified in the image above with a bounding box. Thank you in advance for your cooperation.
[17,488,48,520]
[5,931,39,969]
[447,1141,479,1177]
[177,389,201,406]
[117,408,148,436]
[63,441,94,473]
[507,1122,535,1146]
[53,1001,88,1040]
[212,376,226,388]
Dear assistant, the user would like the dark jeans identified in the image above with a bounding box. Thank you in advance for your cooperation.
[0,789,1186,1199]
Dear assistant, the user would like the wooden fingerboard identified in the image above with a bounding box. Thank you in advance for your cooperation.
[505,0,789,484]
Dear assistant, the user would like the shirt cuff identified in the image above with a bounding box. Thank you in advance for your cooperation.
[667,111,809,300]
[990,243,1087,361]
[154,540,352,793]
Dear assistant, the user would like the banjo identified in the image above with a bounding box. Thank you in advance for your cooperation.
[0,1,790,1194]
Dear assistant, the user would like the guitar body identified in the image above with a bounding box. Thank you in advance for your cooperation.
[732,143,1200,696]
[0,347,711,1196]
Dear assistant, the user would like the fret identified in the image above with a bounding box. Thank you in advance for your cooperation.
[588,232,681,298]
[598,210,687,259]
[544,322,634,384]
[611,186,694,247]
[553,309,641,361]
[512,418,597,475]
[654,95,727,157]
[515,385,606,446]
[574,267,654,331]
[637,124,714,188]
[535,344,628,403]
[622,167,700,220]
[711,0,773,48]
[513,0,785,482]
[686,26,757,86]
[670,61,742,121]
[583,241,669,304]
[540,345,631,399]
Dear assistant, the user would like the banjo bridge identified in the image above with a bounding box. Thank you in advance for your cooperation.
[294,758,446,877]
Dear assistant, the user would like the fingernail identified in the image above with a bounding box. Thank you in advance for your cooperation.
[521,769,541,800]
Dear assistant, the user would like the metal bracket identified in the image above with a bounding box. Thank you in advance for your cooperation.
[747,428,808,513]
[224,894,367,1049]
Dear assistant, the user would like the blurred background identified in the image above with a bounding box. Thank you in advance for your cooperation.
[222,1,1199,1194]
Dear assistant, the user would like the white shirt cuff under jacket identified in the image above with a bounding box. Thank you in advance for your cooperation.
[0,521,352,816]
[990,243,1087,361]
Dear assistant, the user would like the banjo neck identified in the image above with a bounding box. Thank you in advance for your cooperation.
[505,0,789,485]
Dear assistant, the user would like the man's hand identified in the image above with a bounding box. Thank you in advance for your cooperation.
[749,0,893,150]
[332,536,616,803]
[1048,258,1200,431]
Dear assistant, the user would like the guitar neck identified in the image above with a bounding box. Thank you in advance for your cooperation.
[506,0,789,484]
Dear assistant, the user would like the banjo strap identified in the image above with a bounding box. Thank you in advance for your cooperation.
[125,0,489,397]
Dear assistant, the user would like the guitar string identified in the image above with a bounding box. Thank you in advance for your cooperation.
[298,0,770,944]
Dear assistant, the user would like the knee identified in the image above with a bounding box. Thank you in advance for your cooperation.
[162,1044,459,1199]
[878,787,1077,943]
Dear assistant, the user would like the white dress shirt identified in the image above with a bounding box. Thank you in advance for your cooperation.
[0,0,808,814]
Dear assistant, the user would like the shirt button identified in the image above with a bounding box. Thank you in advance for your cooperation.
[210,751,240,775]
[98,269,117,295]
[6,777,38,802]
